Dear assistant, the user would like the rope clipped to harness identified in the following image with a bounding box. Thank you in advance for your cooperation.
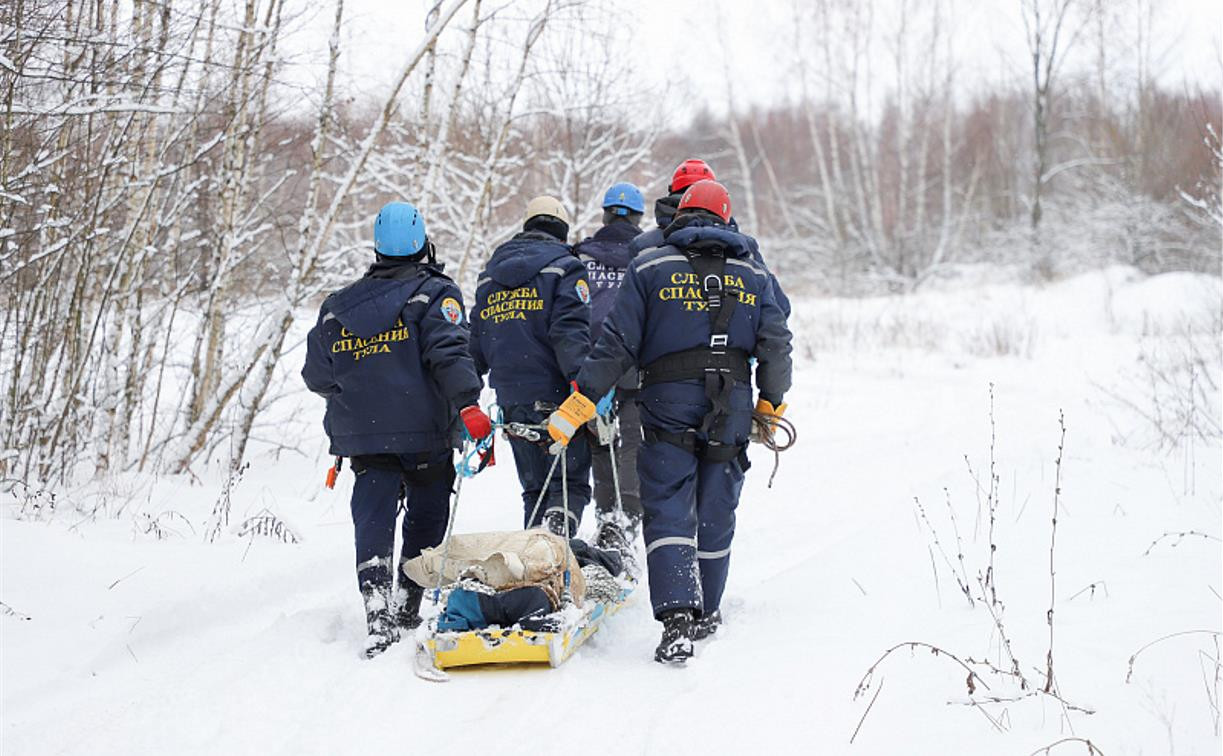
[750,410,797,488]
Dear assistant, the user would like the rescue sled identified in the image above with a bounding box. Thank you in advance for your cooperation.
[410,418,638,680]
[423,580,634,669]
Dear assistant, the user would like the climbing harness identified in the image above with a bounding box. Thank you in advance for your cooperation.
[640,242,749,462]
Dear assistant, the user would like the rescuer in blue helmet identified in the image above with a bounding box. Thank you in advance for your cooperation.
[573,181,647,560]
[303,201,491,658]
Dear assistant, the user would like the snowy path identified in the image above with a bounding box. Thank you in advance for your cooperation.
[3,269,1220,754]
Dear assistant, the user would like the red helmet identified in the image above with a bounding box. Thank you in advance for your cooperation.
[677,179,732,223]
[669,158,716,193]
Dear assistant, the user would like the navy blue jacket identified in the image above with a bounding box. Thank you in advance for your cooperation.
[575,220,640,340]
[576,219,793,446]
[470,231,592,406]
[302,259,482,456]
[575,220,641,390]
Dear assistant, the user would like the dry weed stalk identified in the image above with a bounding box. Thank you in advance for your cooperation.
[854,641,993,701]
[1141,530,1221,556]
[944,487,974,603]
[0,601,32,621]
[974,689,1095,715]
[849,679,884,744]
[851,641,992,742]
[1027,737,1104,755]
[1203,635,1222,736]
[860,392,1092,741]
[1043,410,1065,694]
[914,495,974,607]
[135,510,194,540]
[975,574,1025,686]
[985,383,1000,605]
[1066,581,1108,602]
[236,508,300,544]
[1126,628,1223,734]
[1095,313,1222,454]
[962,382,1001,605]
[12,483,57,521]
[203,461,249,544]
[1125,629,1222,684]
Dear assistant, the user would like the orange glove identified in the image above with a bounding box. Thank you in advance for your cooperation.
[751,398,787,443]
[547,391,597,446]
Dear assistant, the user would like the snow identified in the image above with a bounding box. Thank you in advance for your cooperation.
[2,267,1220,754]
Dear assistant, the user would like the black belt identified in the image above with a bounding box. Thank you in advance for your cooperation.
[350,453,453,484]
[643,427,748,465]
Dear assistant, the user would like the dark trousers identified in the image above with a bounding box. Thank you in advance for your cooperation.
[503,403,591,533]
[590,390,643,523]
[637,434,747,619]
[349,452,454,593]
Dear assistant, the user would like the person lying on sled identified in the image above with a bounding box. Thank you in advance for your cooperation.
[302,201,492,658]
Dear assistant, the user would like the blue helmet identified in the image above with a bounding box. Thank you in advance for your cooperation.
[373,201,427,256]
[601,182,645,216]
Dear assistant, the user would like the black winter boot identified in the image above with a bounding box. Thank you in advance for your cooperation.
[361,584,399,659]
[654,609,695,664]
[692,609,722,641]
[394,582,425,631]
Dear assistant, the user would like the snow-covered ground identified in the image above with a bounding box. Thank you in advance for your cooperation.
[3,266,1220,755]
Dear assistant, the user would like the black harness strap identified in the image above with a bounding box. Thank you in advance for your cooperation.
[639,346,750,385]
[643,427,749,467]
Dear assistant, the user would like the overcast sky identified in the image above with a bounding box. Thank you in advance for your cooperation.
[282,0,1221,115]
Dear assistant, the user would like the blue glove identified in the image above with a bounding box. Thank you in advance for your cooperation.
[596,388,615,418]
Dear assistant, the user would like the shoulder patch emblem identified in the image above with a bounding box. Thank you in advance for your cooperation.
[575,279,591,305]
[440,297,464,325]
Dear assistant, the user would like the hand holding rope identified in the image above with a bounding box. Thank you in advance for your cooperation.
[750,408,797,488]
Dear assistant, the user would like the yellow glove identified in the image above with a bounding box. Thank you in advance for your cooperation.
[547,391,597,446]
[751,398,787,443]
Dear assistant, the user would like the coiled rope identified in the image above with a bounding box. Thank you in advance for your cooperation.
[750,410,797,488]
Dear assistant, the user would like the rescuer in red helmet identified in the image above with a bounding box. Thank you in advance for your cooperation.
[627,158,716,257]
[629,160,790,317]
[546,179,793,664]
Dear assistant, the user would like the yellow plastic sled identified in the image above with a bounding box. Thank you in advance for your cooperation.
[425,583,634,669]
